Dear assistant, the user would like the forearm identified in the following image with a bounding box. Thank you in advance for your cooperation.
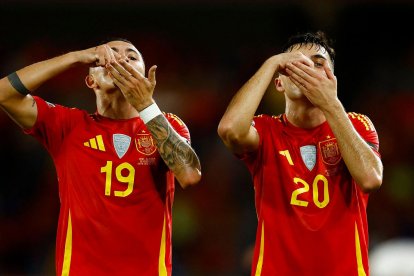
[0,51,83,128]
[218,57,278,139]
[12,51,82,92]
[146,115,201,188]
[324,101,383,192]
[0,51,84,107]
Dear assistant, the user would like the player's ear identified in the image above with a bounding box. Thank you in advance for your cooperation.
[85,74,97,89]
[274,76,284,93]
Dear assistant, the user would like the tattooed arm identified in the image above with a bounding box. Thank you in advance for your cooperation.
[105,55,201,188]
[146,115,201,188]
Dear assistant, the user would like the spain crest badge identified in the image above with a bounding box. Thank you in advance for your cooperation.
[318,138,342,165]
[135,134,157,155]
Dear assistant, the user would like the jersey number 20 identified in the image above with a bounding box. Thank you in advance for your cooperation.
[291,174,329,208]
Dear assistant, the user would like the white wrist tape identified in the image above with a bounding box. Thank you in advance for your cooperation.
[139,103,162,124]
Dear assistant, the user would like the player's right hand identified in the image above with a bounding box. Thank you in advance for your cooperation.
[76,44,120,67]
[272,52,314,76]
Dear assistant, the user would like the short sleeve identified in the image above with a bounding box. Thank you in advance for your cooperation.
[164,113,191,143]
[238,115,267,174]
[23,96,78,156]
[348,112,380,157]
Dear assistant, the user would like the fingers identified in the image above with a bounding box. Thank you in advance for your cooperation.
[118,59,144,80]
[286,61,337,96]
[324,63,335,80]
[93,46,106,66]
[104,45,115,63]
[148,65,157,86]
[105,63,127,87]
[290,62,319,79]
[93,44,121,67]
[110,59,133,80]
[114,60,157,87]
[286,62,314,87]
[296,52,314,67]
[286,67,311,90]
[106,61,157,90]
[93,45,111,66]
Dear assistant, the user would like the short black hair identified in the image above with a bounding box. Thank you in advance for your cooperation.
[282,31,335,64]
[98,37,145,65]
[100,37,134,45]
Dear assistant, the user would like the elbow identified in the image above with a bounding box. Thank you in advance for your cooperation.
[355,159,383,193]
[217,121,241,145]
[178,169,202,189]
[217,121,230,141]
[359,174,383,193]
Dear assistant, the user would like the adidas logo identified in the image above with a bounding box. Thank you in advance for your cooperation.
[84,135,106,152]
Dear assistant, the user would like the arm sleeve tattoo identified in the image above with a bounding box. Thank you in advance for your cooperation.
[146,114,201,173]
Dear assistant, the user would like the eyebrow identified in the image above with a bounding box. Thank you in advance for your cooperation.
[110,47,139,56]
[311,54,327,60]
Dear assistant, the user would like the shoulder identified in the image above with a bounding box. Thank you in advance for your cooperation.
[253,114,284,127]
[163,112,191,141]
[347,112,376,132]
[33,96,86,118]
[163,112,187,127]
[253,114,283,121]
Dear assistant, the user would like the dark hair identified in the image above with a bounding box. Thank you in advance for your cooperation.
[100,37,134,45]
[282,31,335,64]
[98,37,144,65]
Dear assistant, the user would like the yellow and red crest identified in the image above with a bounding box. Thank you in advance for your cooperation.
[135,134,157,155]
[318,138,342,165]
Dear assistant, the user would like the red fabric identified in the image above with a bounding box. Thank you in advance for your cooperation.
[25,96,191,276]
[241,113,380,276]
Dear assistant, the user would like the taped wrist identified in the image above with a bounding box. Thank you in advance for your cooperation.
[139,103,162,124]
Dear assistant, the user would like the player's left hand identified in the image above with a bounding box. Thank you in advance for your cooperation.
[285,61,338,110]
[105,58,157,111]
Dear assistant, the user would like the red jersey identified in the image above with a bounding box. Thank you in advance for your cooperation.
[25,96,191,276]
[241,113,380,276]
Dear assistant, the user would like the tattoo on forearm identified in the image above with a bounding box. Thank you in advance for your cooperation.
[146,115,201,173]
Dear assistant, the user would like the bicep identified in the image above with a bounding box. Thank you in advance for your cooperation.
[0,94,38,129]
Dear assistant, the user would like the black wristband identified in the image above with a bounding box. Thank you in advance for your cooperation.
[7,72,31,95]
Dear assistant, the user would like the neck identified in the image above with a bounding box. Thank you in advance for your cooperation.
[95,89,139,119]
[285,98,326,128]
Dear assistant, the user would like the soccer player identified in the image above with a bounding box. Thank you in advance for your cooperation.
[0,39,201,275]
[218,31,383,275]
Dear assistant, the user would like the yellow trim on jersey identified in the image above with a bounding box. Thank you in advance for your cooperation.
[255,221,265,276]
[348,112,375,131]
[61,211,73,276]
[158,214,167,276]
[165,113,184,126]
[279,150,294,165]
[355,222,367,276]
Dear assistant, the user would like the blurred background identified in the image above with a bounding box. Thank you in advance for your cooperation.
[0,0,414,275]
